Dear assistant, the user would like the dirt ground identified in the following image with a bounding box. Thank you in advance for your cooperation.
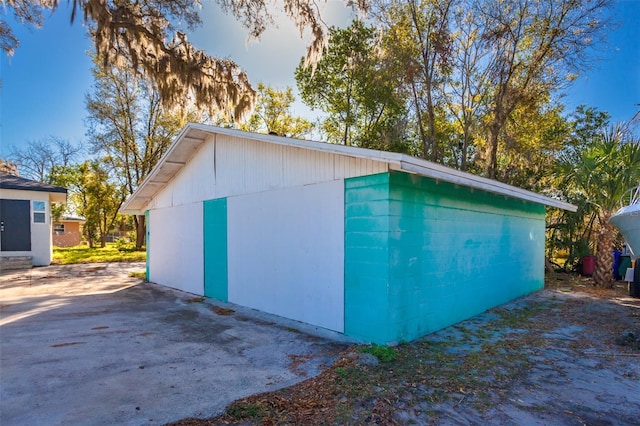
[172,274,640,425]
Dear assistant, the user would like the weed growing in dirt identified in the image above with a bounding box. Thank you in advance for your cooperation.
[128,271,146,280]
[226,402,264,419]
[360,344,398,362]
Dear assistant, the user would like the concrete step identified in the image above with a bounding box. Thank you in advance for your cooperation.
[0,256,33,271]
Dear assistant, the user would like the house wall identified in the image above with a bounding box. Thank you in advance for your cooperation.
[0,189,54,266]
[52,221,82,247]
[345,172,546,344]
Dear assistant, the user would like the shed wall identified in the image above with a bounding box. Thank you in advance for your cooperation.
[226,180,345,332]
[147,135,387,211]
[345,172,546,344]
[148,202,203,295]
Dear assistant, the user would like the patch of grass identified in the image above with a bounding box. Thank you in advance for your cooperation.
[226,402,264,420]
[53,243,145,265]
[360,343,398,363]
[185,297,206,304]
[128,271,146,280]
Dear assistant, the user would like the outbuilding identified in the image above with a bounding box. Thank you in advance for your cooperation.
[0,173,67,268]
[121,124,575,345]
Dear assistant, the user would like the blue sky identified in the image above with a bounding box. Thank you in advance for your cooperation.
[1,1,639,158]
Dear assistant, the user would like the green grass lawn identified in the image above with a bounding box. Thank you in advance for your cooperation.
[53,243,146,265]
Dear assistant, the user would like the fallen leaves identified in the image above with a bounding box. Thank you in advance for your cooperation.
[168,275,640,425]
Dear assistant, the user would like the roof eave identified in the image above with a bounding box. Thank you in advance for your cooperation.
[120,123,577,215]
[399,157,577,212]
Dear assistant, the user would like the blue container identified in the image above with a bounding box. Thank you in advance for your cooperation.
[613,250,622,280]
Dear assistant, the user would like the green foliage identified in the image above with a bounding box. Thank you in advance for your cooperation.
[360,344,398,363]
[548,107,640,276]
[86,56,193,248]
[240,83,313,138]
[129,271,147,280]
[116,239,139,253]
[53,244,146,265]
[50,161,126,249]
[296,20,408,151]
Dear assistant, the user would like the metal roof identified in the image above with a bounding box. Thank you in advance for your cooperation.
[121,123,577,214]
[0,173,68,203]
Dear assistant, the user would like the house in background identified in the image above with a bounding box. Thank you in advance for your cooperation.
[0,173,67,268]
[121,124,576,345]
[52,216,85,247]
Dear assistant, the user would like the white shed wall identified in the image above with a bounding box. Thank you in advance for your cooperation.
[227,180,345,332]
[147,134,387,211]
[0,189,54,266]
[149,202,204,295]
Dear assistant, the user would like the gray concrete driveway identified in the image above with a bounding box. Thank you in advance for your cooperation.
[0,263,349,425]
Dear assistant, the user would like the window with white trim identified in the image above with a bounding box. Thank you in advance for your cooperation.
[33,201,46,223]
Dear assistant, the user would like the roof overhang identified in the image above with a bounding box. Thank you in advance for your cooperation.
[50,192,67,204]
[121,123,577,215]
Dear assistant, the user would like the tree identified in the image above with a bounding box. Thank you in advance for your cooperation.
[8,137,82,182]
[296,20,408,151]
[240,83,313,138]
[0,159,19,175]
[555,122,640,287]
[376,0,453,161]
[442,6,491,171]
[50,161,126,247]
[2,0,368,119]
[478,0,612,179]
[85,57,191,248]
[546,106,611,271]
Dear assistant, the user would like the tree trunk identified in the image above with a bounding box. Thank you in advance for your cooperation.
[486,122,500,179]
[135,214,146,249]
[593,218,614,288]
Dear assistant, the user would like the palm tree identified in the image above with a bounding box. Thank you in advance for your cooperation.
[556,124,640,287]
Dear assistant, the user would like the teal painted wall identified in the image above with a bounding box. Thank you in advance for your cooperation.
[203,198,228,301]
[344,173,392,343]
[344,171,546,344]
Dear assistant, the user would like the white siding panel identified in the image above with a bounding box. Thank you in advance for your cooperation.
[143,134,388,211]
[171,140,216,205]
[335,156,388,179]
[283,146,335,186]
[145,139,215,210]
[148,203,204,295]
[149,180,174,210]
[227,180,345,332]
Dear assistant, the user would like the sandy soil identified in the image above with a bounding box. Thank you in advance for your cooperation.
[175,275,640,425]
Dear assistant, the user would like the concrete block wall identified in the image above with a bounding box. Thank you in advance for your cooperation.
[344,172,392,343]
[344,171,546,344]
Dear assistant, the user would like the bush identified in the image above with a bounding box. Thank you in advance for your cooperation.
[116,238,138,252]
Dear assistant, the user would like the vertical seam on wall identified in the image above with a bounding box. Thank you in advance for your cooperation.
[343,178,347,332]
